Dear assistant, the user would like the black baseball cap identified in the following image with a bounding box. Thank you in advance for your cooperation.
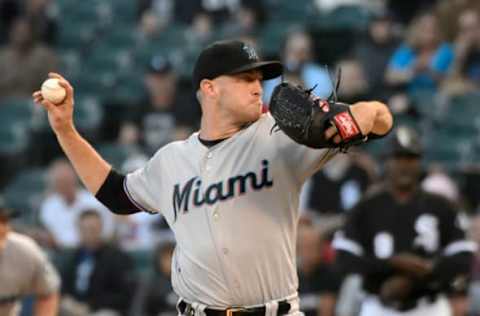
[192,40,283,90]
[388,126,423,158]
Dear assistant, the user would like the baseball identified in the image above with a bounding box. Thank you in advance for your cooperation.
[41,78,67,104]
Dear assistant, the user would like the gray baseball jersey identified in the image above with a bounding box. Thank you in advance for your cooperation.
[0,232,60,316]
[125,113,337,308]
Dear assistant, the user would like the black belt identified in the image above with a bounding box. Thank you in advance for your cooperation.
[179,300,291,316]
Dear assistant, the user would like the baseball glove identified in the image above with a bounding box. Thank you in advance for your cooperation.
[269,74,367,151]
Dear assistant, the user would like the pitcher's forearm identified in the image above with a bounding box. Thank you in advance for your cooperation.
[56,127,111,195]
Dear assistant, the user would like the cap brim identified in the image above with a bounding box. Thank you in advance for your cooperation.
[228,61,283,80]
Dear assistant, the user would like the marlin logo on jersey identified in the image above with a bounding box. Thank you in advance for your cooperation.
[172,160,273,221]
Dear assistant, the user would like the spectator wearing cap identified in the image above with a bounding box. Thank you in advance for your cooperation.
[118,55,200,155]
[0,197,60,316]
[262,28,333,105]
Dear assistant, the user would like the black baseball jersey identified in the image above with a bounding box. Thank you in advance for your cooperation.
[333,188,475,299]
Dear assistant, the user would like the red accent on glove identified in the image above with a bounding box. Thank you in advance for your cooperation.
[333,112,361,140]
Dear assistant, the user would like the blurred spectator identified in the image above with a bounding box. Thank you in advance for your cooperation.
[143,0,239,25]
[132,241,178,316]
[0,0,57,45]
[221,0,266,38]
[0,17,58,101]
[303,153,375,216]
[385,12,454,94]
[442,9,480,96]
[387,0,437,25]
[435,0,480,42]
[116,56,198,155]
[136,9,171,44]
[421,165,460,205]
[263,28,333,103]
[313,0,383,13]
[60,210,135,316]
[184,10,215,54]
[297,224,341,316]
[25,0,58,45]
[354,11,399,100]
[335,58,371,103]
[0,0,22,45]
[137,0,174,23]
[39,159,115,249]
[177,0,238,25]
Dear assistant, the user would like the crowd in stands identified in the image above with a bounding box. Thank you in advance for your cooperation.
[2,0,480,315]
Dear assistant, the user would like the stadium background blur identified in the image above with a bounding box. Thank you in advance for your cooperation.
[2,0,480,315]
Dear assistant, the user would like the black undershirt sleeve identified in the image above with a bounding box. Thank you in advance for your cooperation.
[429,252,474,294]
[95,169,141,215]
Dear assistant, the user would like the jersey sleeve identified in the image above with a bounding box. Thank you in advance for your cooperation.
[440,203,477,256]
[265,113,338,183]
[124,148,166,214]
[429,199,476,294]
[29,241,61,296]
[332,204,366,257]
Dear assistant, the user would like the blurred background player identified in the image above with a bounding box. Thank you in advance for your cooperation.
[333,126,476,316]
[0,196,60,316]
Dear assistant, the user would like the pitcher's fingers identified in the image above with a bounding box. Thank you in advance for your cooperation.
[324,125,338,140]
[57,80,74,100]
[48,72,65,81]
[333,134,342,144]
[40,99,57,112]
[32,91,42,98]
[34,96,44,104]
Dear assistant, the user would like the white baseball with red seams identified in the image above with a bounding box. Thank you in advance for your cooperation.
[41,78,66,104]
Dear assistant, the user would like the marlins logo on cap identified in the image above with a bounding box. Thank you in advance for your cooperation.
[242,44,258,61]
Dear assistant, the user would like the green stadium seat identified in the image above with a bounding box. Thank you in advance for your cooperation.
[271,0,315,21]
[128,250,153,276]
[4,168,47,223]
[97,143,132,169]
[73,95,103,132]
[0,99,33,155]
[259,21,286,56]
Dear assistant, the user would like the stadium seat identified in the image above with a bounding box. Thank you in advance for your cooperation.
[97,142,132,169]
[315,5,372,30]
[0,99,33,155]
[73,95,104,133]
[4,168,47,223]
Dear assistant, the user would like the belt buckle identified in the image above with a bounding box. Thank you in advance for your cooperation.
[226,307,244,316]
